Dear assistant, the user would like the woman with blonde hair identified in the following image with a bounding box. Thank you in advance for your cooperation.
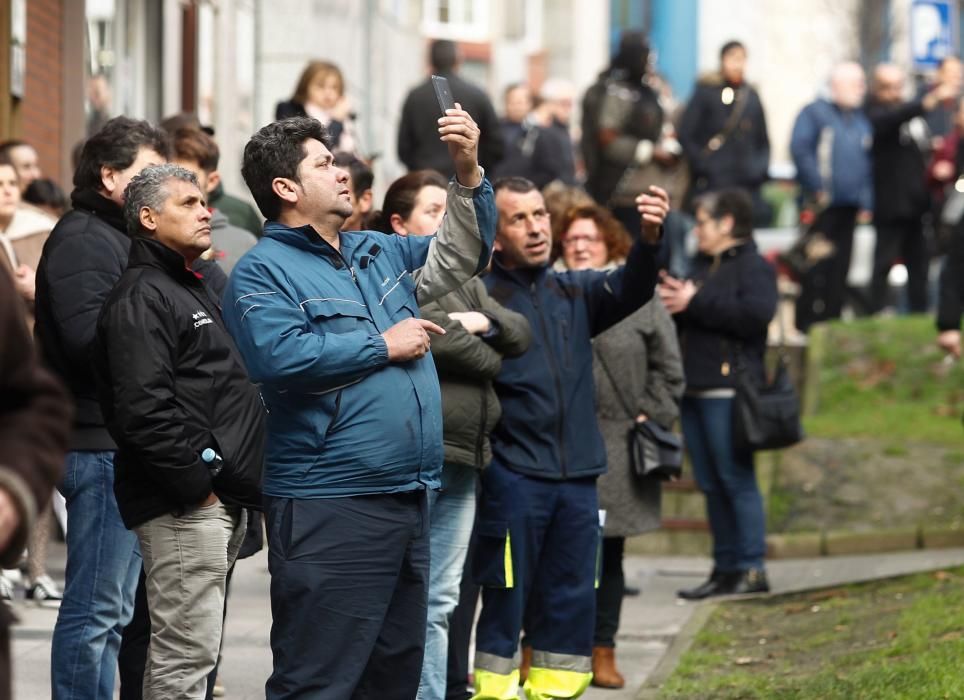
[276,60,358,153]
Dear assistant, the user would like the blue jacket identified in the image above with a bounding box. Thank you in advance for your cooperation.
[484,236,662,480]
[790,98,873,210]
[222,178,496,499]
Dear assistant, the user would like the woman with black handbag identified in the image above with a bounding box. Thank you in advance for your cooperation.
[658,188,777,599]
[558,204,685,688]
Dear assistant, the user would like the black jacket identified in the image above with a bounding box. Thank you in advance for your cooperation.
[678,74,770,195]
[938,221,964,331]
[485,236,662,480]
[397,72,504,176]
[274,99,346,150]
[419,277,531,471]
[866,97,930,222]
[34,189,226,450]
[676,241,777,391]
[93,237,264,529]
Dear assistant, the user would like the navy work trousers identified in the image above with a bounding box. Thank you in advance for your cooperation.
[264,491,429,700]
[473,461,598,668]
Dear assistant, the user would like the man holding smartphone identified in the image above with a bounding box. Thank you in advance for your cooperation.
[222,105,495,698]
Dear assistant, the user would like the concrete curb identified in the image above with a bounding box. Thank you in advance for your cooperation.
[766,525,964,559]
[635,602,717,700]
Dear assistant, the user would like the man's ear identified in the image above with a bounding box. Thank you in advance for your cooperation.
[359,189,374,214]
[493,236,504,252]
[206,170,221,195]
[271,177,299,206]
[138,205,158,232]
[100,165,118,196]
[389,213,408,236]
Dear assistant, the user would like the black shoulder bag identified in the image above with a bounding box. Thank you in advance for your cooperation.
[731,307,805,452]
[596,350,682,481]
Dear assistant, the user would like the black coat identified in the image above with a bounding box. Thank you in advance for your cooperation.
[93,237,264,529]
[678,75,770,195]
[397,72,504,176]
[866,97,930,222]
[676,241,777,391]
[938,220,964,331]
[34,189,226,450]
[274,99,345,150]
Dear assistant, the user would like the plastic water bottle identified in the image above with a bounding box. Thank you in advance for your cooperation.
[201,448,224,477]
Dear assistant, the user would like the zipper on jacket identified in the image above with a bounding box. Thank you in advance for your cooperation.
[531,282,568,477]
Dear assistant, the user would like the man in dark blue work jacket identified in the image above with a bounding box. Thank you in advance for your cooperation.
[472,177,667,699]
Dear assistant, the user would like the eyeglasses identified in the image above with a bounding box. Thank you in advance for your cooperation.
[562,233,604,249]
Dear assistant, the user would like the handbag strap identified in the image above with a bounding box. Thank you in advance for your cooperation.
[595,346,638,420]
[701,86,750,157]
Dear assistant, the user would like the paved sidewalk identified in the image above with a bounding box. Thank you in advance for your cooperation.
[12,542,964,698]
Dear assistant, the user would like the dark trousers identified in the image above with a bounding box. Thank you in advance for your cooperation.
[594,537,625,647]
[796,205,858,331]
[264,492,429,700]
[117,570,149,700]
[473,462,598,664]
[870,217,929,313]
[445,527,478,700]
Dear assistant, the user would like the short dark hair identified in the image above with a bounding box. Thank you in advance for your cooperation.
[241,117,332,221]
[0,139,30,160]
[172,127,220,172]
[493,176,538,196]
[333,151,373,199]
[720,40,745,60]
[695,188,754,239]
[23,178,69,215]
[73,117,171,192]
[373,170,447,233]
[430,40,459,73]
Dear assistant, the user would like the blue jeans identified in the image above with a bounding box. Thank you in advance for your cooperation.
[417,464,478,700]
[681,396,766,572]
[51,451,142,700]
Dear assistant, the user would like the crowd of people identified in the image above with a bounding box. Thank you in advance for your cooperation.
[0,28,962,700]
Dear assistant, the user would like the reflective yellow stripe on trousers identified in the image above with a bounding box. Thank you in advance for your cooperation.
[472,652,521,700]
[523,650,592,699]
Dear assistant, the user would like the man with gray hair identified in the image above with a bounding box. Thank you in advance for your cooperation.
[92,164,264,700]
[790,61,873,331]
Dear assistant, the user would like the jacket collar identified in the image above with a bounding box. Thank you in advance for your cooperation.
[695,238,758,266]
[263,220,357,262]
[127,236,203,284]
[490,253,549,288]
[70,188,127,234]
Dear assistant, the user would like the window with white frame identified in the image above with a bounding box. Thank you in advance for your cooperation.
[422,0,489,41]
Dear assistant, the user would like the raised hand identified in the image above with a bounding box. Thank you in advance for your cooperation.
[438,103,482,188]
[636,186,670,244]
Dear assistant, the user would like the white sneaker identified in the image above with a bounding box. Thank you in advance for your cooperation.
[0,572,15,601]
[26,574,62,606]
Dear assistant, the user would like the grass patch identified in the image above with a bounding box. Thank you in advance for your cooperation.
[805,316,963,447]
[660,567,964,699]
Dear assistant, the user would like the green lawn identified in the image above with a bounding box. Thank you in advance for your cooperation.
[660,567,964,699]
[804,316,963,447]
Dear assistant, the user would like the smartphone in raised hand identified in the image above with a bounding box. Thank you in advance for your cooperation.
[431,75,456,116]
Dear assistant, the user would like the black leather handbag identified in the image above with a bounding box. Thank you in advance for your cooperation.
[732,350,804,452]
[628,419,683,481]
[597,351,683,481]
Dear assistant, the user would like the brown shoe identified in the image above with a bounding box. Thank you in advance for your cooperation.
[591,646,625,689]
[519,645,532,683]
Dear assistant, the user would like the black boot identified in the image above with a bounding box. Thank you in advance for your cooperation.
[729,568,770,595]
[677,570,739,600]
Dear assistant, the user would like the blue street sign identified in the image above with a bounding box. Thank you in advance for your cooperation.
[911,0,955,69]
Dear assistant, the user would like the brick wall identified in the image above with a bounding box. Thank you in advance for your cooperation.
[21,0,64,184]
